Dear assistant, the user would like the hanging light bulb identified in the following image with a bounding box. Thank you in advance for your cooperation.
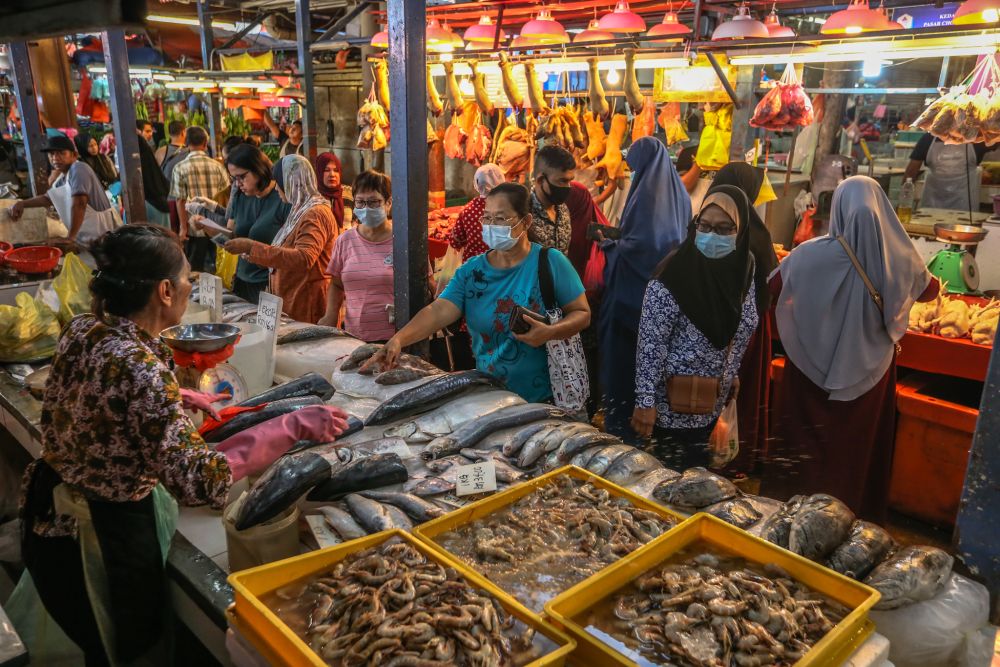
[599,0,648,33]
[862,57,882,77]
[821,0,894,34]
[763,5,796,37]
[520,9,570,44]
[606,66,621,84]
[712,3,769,39]
[954,0,1000,23]
[464,13,507,42]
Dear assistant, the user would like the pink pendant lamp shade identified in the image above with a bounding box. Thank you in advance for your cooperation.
[599,0,648,33]
[426,19,453,45]
[648,10,693,37]
[511,35,551,49]
[521,9,570,44]
[821,0,893,34]
[464,13,507,42]
[442,21,465,49]
[954,0,1000,24]
[763,8,796,36]
[370,26,388,48]
[711,4,769,39]
[575,18,616,43]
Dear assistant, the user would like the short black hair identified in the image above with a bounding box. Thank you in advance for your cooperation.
[535,144,576,175]
[135,119,152,132]
[186,126,209,147]
[353,170,391,200]
[292,120,303,127]
[676,146,698,174]
[486,182,530,218]
[167,120,186,137]
[226,143,272,188]
[222,135,245,153]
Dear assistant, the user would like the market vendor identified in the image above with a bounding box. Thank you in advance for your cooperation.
[362,183,590,404]
[14,224,349,665]
[903,133,989,211]
[263,115,305,158]
[8,135,120,246]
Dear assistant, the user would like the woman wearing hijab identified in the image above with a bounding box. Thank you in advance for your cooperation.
[224,154,336,323]
[599,137,691,442]
[762,176,937,522]
[448,164,504,263]
[74,133,118,189]
[710,162,779,474]
[315,152,345,230]
[632,186,758,469]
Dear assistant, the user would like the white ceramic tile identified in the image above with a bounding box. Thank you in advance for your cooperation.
[176,505,227,560]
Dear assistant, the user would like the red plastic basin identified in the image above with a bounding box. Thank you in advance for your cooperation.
[0,241,12,262]
[5,246,61,274]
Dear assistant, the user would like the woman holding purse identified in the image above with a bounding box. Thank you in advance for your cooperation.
[631,185,758,469]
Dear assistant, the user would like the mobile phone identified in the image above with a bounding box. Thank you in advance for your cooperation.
[509,305,548,334]
[588,223,622,241]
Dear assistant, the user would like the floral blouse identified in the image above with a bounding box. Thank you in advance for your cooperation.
[23,314,232,536]
[448,196,489,262]
[635,280,758,429]
[528,191,572,254]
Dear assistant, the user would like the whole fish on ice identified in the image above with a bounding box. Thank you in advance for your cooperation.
[627,468,681,499]
[235,451,334,530]
[424,402,571,460]
[500,421,566,457]
[359,490,445,523]
[584,444,635,476]
[306,453,409,501]
[652,467,738,510]
[365,370,504,426]
[704,497,762,529]
[276,325,350,345]
[383,390,524,443]
[758,495,805,548]
[603,449,662,486]
[319,506,367,541]
[236,372,335,407]
[344,494,396,533]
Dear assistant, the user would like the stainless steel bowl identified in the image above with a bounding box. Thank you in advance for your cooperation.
[933,223,989,244]
[160,323,241,352]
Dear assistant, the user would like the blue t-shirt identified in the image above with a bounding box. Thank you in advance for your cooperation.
[230,188,291,284]
[440,243,584,402]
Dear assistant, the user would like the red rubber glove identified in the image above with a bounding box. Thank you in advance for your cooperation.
[180,389,230,420]
[215,405,350,480]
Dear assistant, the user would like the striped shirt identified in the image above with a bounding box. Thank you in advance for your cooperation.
[327,228,396,342]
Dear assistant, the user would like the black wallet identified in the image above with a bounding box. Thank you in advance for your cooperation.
[509,305,549,334]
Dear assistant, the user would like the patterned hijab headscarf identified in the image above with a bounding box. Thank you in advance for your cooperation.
[271,154,331,248]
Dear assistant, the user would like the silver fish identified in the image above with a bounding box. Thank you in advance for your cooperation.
[404,476,456,497]
[570,445,604,468]
[704,497,763,529]
[360,490,446,523]
[383,503,415,531]
[557,430,621,463]
[541,449,563,472]
[344,493,395,533]
[319,506,367,541]
[384,390,523,443]
[277,325,349,345]
[500,420,564,457]
[758,495,805,548]
[541,423,594,452]
[366,370,505,426]
[424,403,571,461]
[866,546,953,610]
[652,467,738,510]
[603,449,662,486]
[518,426,557,468]
[627,468,681,499]
[827,520,895,580]
[788,494,855,561]
[425,454,472,474]
[585,444,635,476]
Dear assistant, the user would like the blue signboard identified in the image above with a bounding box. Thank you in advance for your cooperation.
[892,3,959,28]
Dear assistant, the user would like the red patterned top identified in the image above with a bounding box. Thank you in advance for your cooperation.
[447,197,490,262]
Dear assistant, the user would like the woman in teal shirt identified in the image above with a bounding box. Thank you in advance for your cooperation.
[206,144,290,303]
[365,183,590,402]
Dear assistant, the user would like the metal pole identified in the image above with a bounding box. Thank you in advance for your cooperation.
[7,41,47,197]
[387,0,428,328]
[956,342,1000,611]
[692,0,704,40]
[296,0,318,160]
[102,29,146,224]
[197,0,222,155]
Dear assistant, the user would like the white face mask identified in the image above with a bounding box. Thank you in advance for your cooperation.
[481,219,524,251]
[355,206,386,227]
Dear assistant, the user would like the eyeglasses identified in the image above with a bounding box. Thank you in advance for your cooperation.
[696,221,738,235]
[354,198,385,209]
[481,215,522,226]
[231,171,251,182]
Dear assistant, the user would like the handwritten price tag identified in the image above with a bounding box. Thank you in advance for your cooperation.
[199,273,222,322]
[257,292,283,382]
[455,461,497,497]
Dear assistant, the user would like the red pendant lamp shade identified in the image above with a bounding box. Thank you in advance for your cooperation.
[712,4,769,39]
[599,0,648,33]
[763,9,796,36]
[370,26,388,48]
[821,0,894,34]
[521,9,570,44]
[575,18,616,43]
[464,13,507,42]
[954,0,1000,24]
[648,11,693,37]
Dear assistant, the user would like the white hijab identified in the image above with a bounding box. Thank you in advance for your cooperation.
[474,163,505,197]
[271,154,330,248]
[774,176,930,401]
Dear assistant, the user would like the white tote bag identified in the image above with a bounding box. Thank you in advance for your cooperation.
[538,248,590,412]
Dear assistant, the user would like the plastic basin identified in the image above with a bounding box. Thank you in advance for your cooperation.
[5,246,61,274]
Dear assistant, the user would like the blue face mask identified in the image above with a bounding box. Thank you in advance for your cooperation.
[695,231,737,259]
[481,221,524,251]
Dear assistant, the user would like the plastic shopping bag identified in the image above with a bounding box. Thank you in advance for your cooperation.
[434,245,462,295]
[52,253,92,324]
[0,292,60,362]
[216,246,238,290]
[582,243,606,293]
[709,399,739,468]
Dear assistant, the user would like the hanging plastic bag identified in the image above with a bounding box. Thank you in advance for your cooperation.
[215,246,238,290]
[52,253,92,324]
[434,245,462,294]
[709,399,739,468]
[582,242,606,293]
[696,104,734,171]
[0,292,60,363]
[751,65,814,131]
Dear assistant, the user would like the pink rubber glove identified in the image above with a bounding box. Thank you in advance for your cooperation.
[215,405,350,480]
[180,389,230,420]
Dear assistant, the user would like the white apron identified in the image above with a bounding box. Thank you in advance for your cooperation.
[48,177,122,245]
[921,141,981,212]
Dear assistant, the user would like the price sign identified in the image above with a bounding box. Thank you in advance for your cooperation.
[198,273,222,322]
[257,292,283,381]
[455,461,497,497]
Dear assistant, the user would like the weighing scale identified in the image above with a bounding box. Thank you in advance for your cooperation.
[927,223,990,295]
[160,323,249,407]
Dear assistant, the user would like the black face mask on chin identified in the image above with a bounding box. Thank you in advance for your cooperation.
[542,175,571,206]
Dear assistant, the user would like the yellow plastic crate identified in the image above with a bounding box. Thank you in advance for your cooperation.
[227,529,575,666]
[545,513,881,667]
[414,465,686,611]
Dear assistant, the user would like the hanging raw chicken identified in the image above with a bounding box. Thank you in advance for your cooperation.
[494,126,531,179]
[632,97,656,142]
[524,62,551,116]
[588,57,610,119]
[539,105,586,151]
[373,60,390,112]
[499,52,524,110]
[444,115,467,159]
[469,61,494,115]
[623,49,644,114]
[584,110,607,162]
[427,65,444,117]
[466,123,493,167]
[357,88,389,151]
[595,113,628,177]
[443,61,466,112]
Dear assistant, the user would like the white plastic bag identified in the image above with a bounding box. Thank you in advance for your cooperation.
[434,245,462,295]
[709,399,739,467]
[870,572,995,667]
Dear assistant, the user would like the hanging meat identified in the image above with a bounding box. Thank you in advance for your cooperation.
[524,62,551,116]
[623,49,644,114]
[632,97,656,141]
[594,113,628,177]
[539,105,585,151]
[443,61,466,112]
[750,65,814,131]
[427,65,444,117]
[357,89,389,151]
[469,61,494,115]
[373,60,390,112]
[584,110,607,162]
[499,52,524,111]
[494,125,531,179]
[466,122,492,167]
[444,115,467,159]
[588,57,610,119]
[658,102,689,146]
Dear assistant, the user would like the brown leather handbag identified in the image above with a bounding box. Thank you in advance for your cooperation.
[666,341,735,415]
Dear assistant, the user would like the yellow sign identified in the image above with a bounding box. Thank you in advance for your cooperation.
[653,55,736,104]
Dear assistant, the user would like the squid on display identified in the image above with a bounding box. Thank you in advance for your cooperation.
[588,57,610,119]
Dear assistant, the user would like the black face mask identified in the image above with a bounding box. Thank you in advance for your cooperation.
[543,175,572,206]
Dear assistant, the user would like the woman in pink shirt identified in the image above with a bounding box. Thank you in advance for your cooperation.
[320,171,396,341]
